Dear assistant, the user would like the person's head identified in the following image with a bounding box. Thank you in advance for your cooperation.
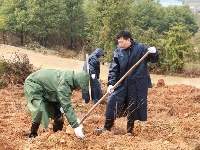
[98,55,103,62]
[117,30,132,49]
[93,48,104,62]
[73,71,89,92]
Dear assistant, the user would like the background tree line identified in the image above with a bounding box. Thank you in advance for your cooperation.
[0,0,199,73]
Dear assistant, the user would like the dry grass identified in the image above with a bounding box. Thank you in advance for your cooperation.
[0,52,34,88]
[183,62,200,78]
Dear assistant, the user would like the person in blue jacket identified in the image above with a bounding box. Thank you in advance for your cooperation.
[82,48,104,104]
[96,30,159,135]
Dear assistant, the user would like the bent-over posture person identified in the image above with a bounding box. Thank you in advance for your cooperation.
[24,69,89,140]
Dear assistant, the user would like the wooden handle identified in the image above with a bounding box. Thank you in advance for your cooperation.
[79,51,150,125]
[86,54,92,100]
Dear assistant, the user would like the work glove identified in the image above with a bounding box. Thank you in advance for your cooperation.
[148,47,156,53]
[60,107,64,114]
[74,127,85,138]
[107,85,114,94]
[91,74,96,79]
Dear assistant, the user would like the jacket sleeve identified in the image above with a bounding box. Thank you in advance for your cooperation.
[108,52,120,86]
[57,84,79,128]
[141,44,159,63]
[89,56,97,75]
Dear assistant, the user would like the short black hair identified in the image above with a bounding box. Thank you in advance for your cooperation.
[116,30,132,40]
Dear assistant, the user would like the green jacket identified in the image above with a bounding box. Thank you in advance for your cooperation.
[24,69,89,128]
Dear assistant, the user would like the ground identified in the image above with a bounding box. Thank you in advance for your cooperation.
[0,80,199,150]
[0,45,200,149]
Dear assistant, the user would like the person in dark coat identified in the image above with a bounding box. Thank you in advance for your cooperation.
[96,30,159,135]
[82,48,104,104]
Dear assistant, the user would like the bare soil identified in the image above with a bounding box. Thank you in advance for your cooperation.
[0,44,200,149]
[0,80,199,150]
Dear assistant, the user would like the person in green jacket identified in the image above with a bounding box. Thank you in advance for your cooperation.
[24,69,89,140]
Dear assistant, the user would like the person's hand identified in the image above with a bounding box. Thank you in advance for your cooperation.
[148,47,156,53]
[60,107,64,114]
[74,127,84,138]
[91,74,96,79]
[107,85,114,94]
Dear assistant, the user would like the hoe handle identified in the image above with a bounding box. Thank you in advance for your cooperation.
[86,54,92,100]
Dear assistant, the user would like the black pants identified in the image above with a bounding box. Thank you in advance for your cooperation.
[105,83,148,122]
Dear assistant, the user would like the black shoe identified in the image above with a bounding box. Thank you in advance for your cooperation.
[127,121,134,134]
[95,127,107,133]
[53,114,64,132]
[53,121,64,132]
[95,118,114,134]
[28,132,38,141]
[104,118,114,130]
[28,122,40,141]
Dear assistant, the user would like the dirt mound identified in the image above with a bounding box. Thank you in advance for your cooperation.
[156,79,165,87]
[0,80,199,149]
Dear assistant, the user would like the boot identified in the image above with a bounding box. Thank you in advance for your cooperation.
[28,122,40,141]
[95,118,114,134]
[127,121,134,134]
[53,114,64,132]
[85,99,90,104]
[93,99,98,104]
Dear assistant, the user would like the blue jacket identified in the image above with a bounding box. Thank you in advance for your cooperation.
[83,48,104,79]
[82,48,104,100]
[105,40,159,121]
[108,40,159,87]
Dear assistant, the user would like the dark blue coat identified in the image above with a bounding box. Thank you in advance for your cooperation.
[106,40,159,122]
[82,48,104,100]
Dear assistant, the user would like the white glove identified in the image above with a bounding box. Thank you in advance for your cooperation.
[148,47,156,53]
[74,127,85,138]
[91,74,96,79]
[60,107,65,114]
[107,85,114,94]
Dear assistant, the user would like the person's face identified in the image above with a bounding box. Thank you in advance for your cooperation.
[98,55,103,62]
[118,37,131,49]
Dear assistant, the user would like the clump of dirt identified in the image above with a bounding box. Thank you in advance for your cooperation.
[0,80,199,150]
[156,79,165,87]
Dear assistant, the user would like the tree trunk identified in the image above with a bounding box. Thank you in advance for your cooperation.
[20,35,23,46]
[39,37,43,46]
[44,36,48,47]
[70,36,73,49]
[24,32,27,44]
[69,25,73,49]
[20,26,24,46]
[2,30,6,44]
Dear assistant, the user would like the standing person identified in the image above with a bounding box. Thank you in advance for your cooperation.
[82,48,104,104]
[24,69,89,140]
[96,30,159,135]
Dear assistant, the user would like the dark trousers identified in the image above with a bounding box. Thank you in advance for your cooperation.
[105,84,148,122]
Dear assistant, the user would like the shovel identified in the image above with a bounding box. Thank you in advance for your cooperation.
[79,51,150,125]
[86,54,92,101]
